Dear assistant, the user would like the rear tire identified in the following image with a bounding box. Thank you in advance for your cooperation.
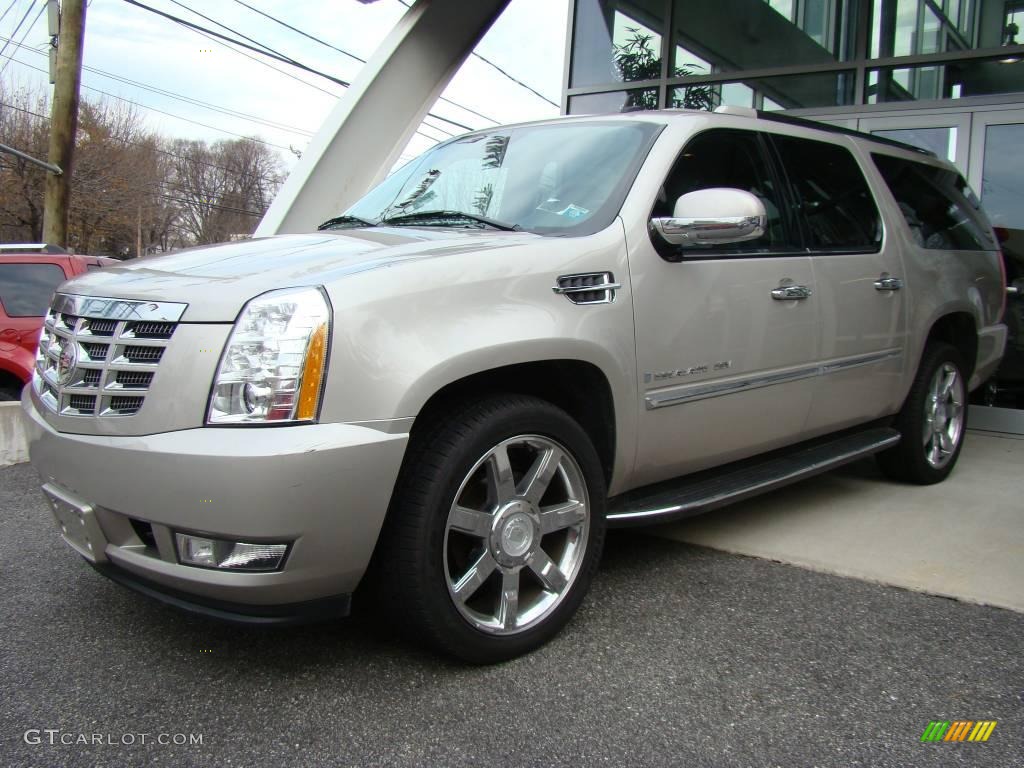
[877,342,968,485]
[373,394,607,664]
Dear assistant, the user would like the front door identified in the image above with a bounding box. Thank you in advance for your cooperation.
[626,126,820,488]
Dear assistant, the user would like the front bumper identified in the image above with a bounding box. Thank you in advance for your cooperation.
[23,392,408,615]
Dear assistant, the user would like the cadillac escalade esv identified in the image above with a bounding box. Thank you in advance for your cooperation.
[22,108,1007,662]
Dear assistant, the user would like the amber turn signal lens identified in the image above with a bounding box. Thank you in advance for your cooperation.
[296,322,328,420]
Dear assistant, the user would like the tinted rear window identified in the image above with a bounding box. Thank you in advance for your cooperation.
[771,135,882,252]
[871,154,995,251]
[0,263,65,317]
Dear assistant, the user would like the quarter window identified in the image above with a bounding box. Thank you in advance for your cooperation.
[871,153,995,251]
[0,263,66,317]
[771,135,882,252]
[652,128,795,256]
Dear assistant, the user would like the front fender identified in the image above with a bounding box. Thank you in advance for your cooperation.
[318,222,638,489]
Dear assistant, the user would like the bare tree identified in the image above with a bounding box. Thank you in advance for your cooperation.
[1,82,285,254]
[168,137,284,245]
[0,84,50,241]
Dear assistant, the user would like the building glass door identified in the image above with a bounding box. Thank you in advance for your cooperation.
[969,110,1024,420]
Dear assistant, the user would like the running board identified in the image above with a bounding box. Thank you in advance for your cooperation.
[607,427,900,527]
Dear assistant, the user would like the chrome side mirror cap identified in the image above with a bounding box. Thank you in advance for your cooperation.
[651,187,767,248]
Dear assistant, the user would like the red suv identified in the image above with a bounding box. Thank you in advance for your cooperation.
[0,245,116,400]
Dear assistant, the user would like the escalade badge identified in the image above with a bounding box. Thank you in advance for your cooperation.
[57,341,78,386]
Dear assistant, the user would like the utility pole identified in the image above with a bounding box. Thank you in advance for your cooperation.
[42,0,87,249]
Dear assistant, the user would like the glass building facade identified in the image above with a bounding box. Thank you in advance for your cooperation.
[564,0,1024,415]
[564,0,1024,112]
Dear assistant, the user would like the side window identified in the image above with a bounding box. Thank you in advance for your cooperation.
[0,263,66,317]
[772,135,882,253]
[652,129,794,256]
[871,153,995,251]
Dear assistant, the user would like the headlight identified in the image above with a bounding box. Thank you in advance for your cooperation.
[207,287,331,424]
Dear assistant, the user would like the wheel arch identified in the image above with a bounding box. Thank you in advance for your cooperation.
[409,359,620,489]
[924,311,978,382]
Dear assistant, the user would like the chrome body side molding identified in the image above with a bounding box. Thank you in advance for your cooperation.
[645,348,903,410]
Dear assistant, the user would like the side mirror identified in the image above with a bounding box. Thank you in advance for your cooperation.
[651,187,767,248]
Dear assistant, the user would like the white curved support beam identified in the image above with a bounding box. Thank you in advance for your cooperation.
[256,0,512,236]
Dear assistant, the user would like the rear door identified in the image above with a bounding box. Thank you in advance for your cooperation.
[768,133,908,433]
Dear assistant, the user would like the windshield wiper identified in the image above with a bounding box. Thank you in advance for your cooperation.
[318,214,376,231]
[380,210,520,232]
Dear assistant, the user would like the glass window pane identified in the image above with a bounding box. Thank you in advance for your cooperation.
[871,127,958,162]
[980,123,1024,231]
[872,153,995,250]
[670,71,855,111]
[773,136,882,251]
[571,0,666,87]
[652,129,796,254]
[980,122,1024,371]
[671,0,857,75]
[346,122,662,237]
[871,0,1012,57]
[568,88,659,114]
[867,57,1024,103]
[0,263,66,317]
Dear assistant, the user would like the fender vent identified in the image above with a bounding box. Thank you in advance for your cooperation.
[552,272,621,305]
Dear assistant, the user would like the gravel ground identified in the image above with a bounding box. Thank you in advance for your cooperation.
[1,461,1021,767]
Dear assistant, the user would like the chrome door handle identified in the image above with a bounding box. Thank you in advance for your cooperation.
[1008,285,1019,295]
[771,285,812,300]
[874,276,904,291]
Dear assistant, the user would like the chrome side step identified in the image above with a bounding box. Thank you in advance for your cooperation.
[607,427,900,527]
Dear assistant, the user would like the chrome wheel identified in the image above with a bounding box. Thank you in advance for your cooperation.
[443,434,590,636]
[922,361,964,469]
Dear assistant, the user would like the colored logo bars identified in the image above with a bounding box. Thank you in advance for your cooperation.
[921,720,997,742]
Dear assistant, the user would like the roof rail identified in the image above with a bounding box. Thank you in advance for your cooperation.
[0,243,68,253]
[750,110,936,157]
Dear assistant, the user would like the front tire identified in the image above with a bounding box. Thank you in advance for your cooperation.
[375,394,607,663]
[877,342,968,484]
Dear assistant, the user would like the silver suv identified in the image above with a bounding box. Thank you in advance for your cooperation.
[22,108,1007,662]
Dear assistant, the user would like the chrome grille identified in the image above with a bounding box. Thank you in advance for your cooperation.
[122,345,164,363]
[33,293,188,418]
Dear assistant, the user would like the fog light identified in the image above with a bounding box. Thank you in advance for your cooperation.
[175,533,288,572]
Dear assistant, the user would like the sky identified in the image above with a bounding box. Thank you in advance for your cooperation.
[0,0,569,170]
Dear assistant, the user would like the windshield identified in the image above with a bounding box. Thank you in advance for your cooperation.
[340,121,662,236]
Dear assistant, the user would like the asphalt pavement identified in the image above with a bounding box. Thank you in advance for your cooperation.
[1,461,1021,768]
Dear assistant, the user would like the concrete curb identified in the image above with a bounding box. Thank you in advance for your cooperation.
[0,401,28,467]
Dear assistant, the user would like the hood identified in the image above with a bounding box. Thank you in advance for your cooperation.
[57,228,542,322]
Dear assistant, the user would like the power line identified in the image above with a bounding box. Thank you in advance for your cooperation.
[0,98,282,182]
[109,1,449,147]
[229,0,500,126]
[7,55,296,150]
[123,0,473,132]
[0,1,43,78]
[121,0,355,91]
[0,0,24,26]
[394,0,559,108]
[1,35,317,137]
[0,0,39,72]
